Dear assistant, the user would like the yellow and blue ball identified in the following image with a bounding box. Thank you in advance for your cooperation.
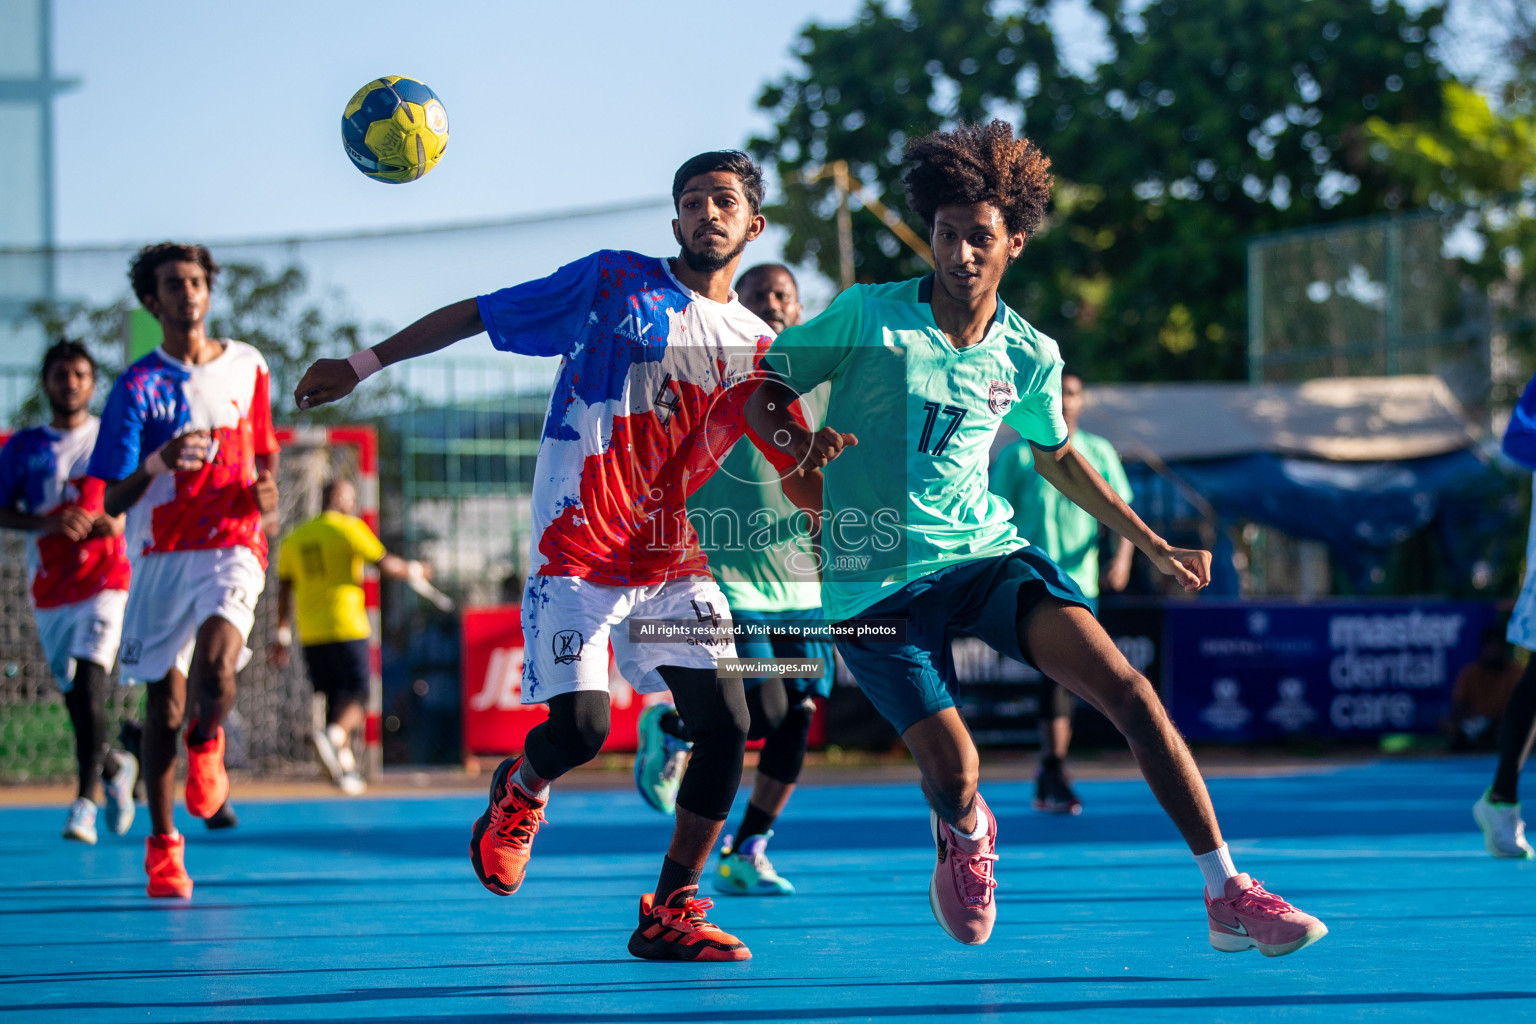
[342,76,449,184]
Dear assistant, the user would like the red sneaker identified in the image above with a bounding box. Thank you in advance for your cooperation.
[469,756,546,896]
[184,725,229,819]
[929,792,999,945]
[1206,874,1328,957]
[627,886,751,962]
[145,833,193,899]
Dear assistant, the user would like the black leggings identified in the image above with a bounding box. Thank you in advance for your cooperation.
[747,679,816,785]
[524,667,748,821]
[1492,658,1536,801]
[64,660,111,800]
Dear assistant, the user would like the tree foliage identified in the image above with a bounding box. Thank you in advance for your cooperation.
[21,262,382,426]
[752,0,1451,381]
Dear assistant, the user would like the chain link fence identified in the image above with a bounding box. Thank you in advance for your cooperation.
[0,423,366,782]
[1247,202,1536,427]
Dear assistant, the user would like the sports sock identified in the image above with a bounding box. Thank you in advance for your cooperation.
[654,855,703,906]
[957,802,989,842]
[515,756,550,800]
[734,802,776,845]
[659,710,693,743]
[186,719,214,746]
[1039,754,1063,774]
[1194,843,1239,899]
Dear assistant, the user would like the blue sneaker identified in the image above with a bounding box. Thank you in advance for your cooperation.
[634,703,690,814]
[714,832,795,896]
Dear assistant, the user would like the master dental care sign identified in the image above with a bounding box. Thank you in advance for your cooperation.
[1164,602,1497,741]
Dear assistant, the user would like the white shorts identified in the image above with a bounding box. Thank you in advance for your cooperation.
[119,547,265,684]
[32,589,128,691]
[520,574,737,705]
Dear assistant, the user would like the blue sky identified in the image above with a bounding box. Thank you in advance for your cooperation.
[42,0,1110,350]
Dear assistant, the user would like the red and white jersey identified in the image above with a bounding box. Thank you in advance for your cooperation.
[89,341,280,567]
[477,250,800,585]
[0,418,131,608]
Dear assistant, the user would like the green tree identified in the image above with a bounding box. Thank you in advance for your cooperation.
[753,0,1450,380]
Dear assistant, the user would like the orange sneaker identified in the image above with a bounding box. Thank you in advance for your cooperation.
[184,725,229,819]
[627,886,751,962]
[469,756,546,896]
[145,833,193,898]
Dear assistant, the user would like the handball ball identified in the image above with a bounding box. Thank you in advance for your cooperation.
[342,76,449,184]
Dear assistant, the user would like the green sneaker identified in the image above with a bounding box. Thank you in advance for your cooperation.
[634,703,690,814]
[713,832,795,896]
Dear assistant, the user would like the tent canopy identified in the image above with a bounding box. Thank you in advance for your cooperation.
[1078,376,1480,463]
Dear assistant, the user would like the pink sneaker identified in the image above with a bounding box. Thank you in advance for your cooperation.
[928,793,998,945]
[1206,873,1328,957]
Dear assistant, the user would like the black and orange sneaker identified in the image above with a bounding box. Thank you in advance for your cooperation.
[627,886,752,962]
[469,756,546,896]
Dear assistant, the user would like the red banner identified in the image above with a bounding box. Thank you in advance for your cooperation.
[460,604,655,755]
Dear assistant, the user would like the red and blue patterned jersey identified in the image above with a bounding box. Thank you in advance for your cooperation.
[88,341,280,567]
[477,250,798,585]
[0,418,131,608]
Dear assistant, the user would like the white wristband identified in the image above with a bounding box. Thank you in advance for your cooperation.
[347,348,384,382]
[143,446,171,476]
[276,625,293,647]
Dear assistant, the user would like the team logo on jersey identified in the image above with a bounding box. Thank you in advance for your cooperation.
[552,629,583,664]
[121,638,142,665]
[987,380,1015,416]
[615,314,655,343]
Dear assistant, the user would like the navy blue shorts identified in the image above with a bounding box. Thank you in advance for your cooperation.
[835,547,1091,734]
[302,638,370,706]
[732,608,835,699]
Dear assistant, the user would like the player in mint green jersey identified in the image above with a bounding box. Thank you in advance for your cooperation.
[747,120,1327,957]
[990,370,1136,815]
[635,264,831,896]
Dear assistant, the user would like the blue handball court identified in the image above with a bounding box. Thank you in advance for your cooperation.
[2,757,1532,1024]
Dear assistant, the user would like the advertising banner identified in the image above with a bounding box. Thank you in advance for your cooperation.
[952,603,1164,748]
[460,605,654,756]
[1164,602,1496,741]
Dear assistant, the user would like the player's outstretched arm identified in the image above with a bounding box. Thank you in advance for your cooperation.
[0,505,94,540]
[295,298,484,410]
[745,380,858,474]
[1032,441,1210,592]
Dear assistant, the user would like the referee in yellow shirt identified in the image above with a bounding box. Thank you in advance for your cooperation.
[271,479,427,794]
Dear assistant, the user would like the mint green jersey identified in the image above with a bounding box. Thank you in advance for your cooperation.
[989,429,1133,599]
[762,276,1068,622]
[689,386,826,613]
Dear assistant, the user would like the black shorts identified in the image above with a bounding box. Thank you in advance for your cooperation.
[302,639,370,705]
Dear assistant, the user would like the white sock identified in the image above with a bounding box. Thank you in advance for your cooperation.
[1194,843,1239,899]
[958,804,990,842]
[515,757,550,800]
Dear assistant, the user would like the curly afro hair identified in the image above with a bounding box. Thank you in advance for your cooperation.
[902,120,1053,239]
[129,242,220,306]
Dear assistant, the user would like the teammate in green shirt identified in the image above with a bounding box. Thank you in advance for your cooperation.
[635,264,833,897]
[990,371,1135,815]
[747,120,1327,957]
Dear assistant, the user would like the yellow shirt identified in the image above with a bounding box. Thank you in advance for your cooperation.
[277,511,386,645]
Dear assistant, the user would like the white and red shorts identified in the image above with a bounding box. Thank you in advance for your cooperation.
[119,547,265,683]
[519,575,736,705]
[32,588,128,691]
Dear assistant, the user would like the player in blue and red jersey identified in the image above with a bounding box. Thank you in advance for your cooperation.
[90,243,280,899]
[295,151,829,962]
[0,340,135,846]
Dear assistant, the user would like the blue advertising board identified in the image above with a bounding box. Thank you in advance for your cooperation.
[1163,602,1498,741]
